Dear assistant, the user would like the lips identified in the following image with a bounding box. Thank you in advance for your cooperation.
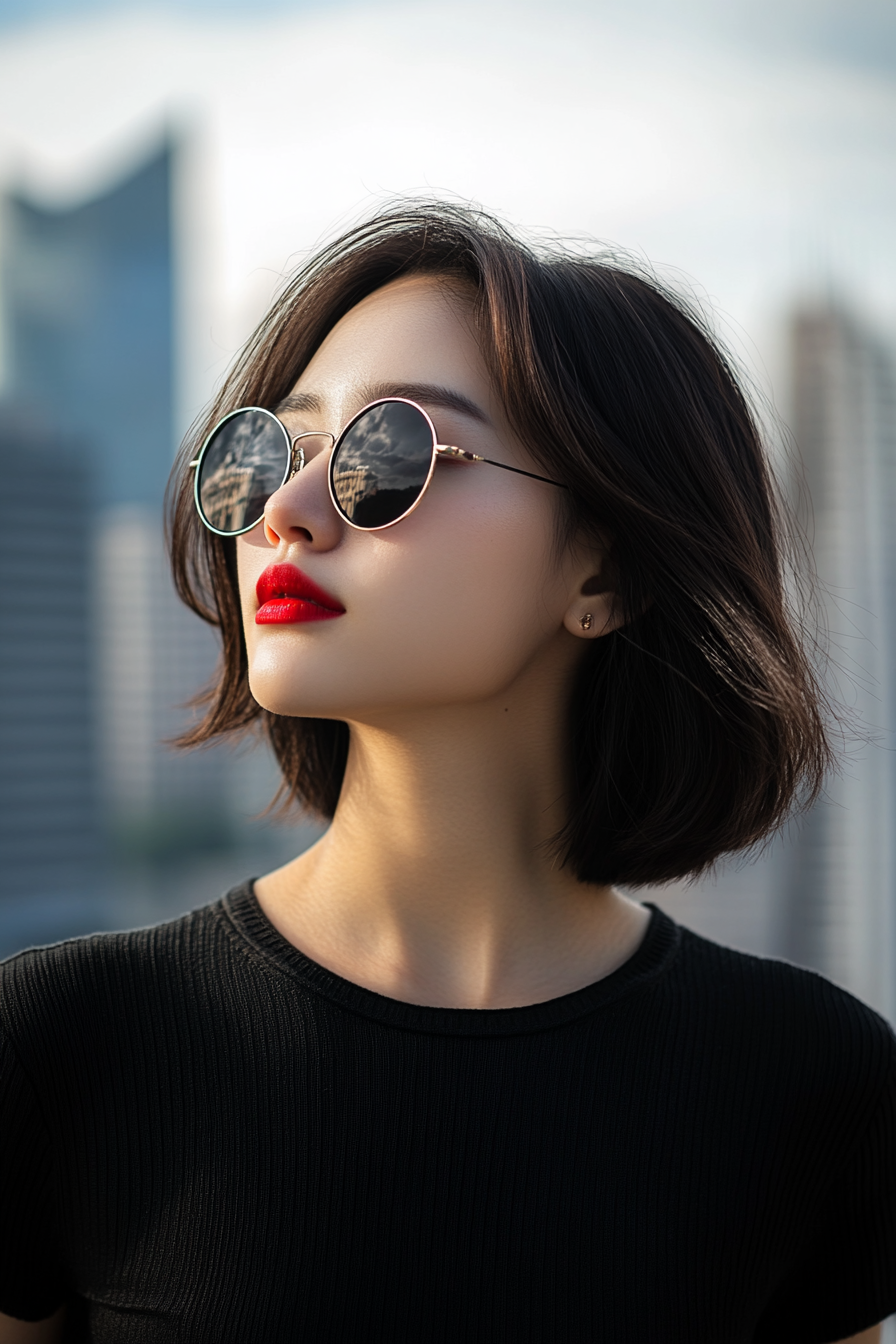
[255,564,346,625]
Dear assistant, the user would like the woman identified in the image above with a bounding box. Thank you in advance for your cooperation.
[1,204,893,1343]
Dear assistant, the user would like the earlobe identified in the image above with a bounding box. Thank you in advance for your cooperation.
[564,563,626,639]
[564,594,621,639]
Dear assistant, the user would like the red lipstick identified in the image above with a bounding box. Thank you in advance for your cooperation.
[255,564,345,624]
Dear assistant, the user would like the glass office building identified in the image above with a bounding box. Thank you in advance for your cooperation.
[0,142,238,954]
[781,305,896,1019]
[0,411,100,939]
[3,143,174,508]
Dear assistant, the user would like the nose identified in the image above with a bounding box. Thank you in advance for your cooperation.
[263,433,342,550]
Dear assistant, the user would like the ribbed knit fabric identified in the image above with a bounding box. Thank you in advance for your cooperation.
[1,883,895,1343]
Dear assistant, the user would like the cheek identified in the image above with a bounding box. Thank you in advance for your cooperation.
[383,529,551,688]
[238,489,565,717]
[347,492,563,707]
[236,535,265,632]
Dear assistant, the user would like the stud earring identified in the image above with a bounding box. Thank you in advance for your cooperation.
[579,613,594,631]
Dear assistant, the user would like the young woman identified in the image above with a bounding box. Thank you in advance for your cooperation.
[1,205,894,1343]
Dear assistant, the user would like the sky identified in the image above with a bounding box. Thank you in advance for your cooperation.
[0,0,893,75]
[0,0,892,429]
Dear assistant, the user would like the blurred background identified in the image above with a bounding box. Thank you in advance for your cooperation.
[0,0,895,1036]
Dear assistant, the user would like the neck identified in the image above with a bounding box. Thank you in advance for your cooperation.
[255,663,649,1008]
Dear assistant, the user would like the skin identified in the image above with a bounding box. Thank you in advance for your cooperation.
[1,277,881,1343]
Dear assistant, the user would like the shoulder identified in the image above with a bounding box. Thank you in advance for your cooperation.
[0,899,231,1064]
[657,911,896,1113]
[669,916,894,1041]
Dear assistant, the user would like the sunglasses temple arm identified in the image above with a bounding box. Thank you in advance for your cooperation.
[480,457,568,490]
[435,444,566,489]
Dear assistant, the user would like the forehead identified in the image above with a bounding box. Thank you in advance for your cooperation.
[291,276,494,413]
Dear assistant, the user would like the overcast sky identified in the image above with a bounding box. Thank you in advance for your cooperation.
[0,0,892,427]
[0,0,894,74]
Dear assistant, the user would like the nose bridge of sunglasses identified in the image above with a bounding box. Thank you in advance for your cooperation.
[288,430,335,480]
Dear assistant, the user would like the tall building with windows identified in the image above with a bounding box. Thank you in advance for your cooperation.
[651,304,896,1029]
[2,144,174,507]
[93,503,228,861]
[782,303,896,1019]
[0,410,100,905]
[0,141,230,901]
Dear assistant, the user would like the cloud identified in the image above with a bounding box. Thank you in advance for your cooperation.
[0,0,892,422]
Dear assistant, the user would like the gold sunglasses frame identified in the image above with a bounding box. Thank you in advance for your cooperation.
[191,396,566,537]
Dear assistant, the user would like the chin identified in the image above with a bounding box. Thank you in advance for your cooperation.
[248,679,319,719]
[247,665,365,720]
[245,626,543,721]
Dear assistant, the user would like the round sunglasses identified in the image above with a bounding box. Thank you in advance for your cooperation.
[190,397,566,536]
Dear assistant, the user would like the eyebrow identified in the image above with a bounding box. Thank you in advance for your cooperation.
[275,391,322,416]
[274,383,490,426]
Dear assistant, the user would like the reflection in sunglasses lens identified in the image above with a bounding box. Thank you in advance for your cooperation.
[331,402,434,528]
[197,410,290,534]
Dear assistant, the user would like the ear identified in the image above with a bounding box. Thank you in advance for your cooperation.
[562,541,627,640]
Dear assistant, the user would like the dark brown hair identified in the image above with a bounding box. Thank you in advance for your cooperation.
[168,202,829,885]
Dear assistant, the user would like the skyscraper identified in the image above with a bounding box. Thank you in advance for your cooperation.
[783,303,896,1019]
[0,410,100,905]
[94,503,227,861]
[0,140,231,922]
[2,144,174,507]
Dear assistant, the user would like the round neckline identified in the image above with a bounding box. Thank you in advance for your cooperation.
[219,881,682,1037]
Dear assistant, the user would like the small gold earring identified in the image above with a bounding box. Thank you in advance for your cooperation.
[579,613,594,631]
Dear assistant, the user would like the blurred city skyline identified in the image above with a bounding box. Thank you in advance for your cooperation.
[0,0,892,446]
[0,0,894,1025]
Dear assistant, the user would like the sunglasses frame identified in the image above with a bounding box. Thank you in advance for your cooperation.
[329,397,449,532]
[191,406,306,538]
[191,396,566,538]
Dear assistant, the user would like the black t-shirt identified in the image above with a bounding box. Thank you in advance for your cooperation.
[1,883,895,1343]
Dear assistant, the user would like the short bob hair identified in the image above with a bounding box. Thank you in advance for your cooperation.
[168,202,829,886]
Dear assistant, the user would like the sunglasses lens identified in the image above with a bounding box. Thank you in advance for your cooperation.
[331,401,434,528]
[196,409,290,535]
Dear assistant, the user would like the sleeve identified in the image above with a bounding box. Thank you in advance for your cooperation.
[754,1033,896,1344]
[0,1023,67,1321]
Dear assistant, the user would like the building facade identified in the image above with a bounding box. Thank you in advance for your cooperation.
[2,144,174,507]
[0,411,100,904]
[93,503,228,861]
[0,142,232,917]
[782,303,896,1019]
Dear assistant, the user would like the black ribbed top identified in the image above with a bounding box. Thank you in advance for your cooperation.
[1,882,895,1343]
